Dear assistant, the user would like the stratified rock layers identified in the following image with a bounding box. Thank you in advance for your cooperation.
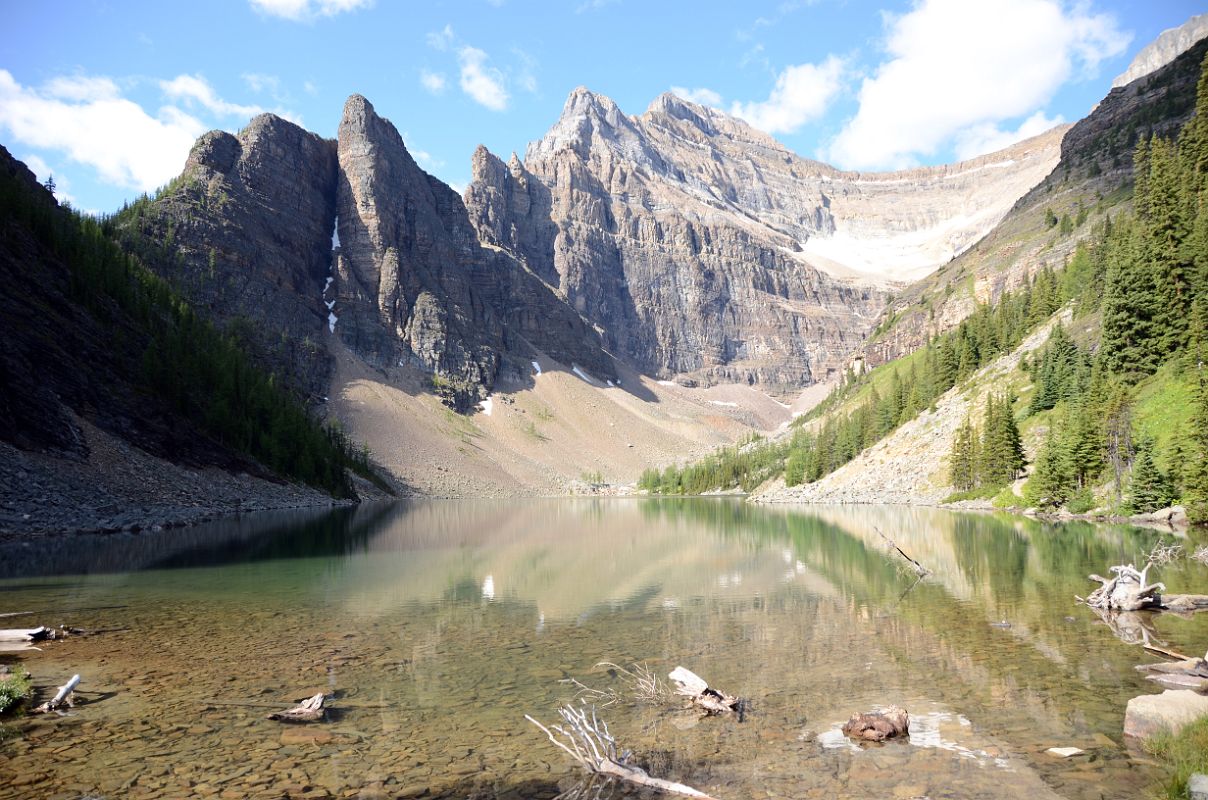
[467,89,1064,390]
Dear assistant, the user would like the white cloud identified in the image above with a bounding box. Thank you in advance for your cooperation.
[242,72,281,95]
[249,0,372,21]
[161,74,264,118]
[576,0,618,11]
[825,0,1130,170]
[420,69,447,94]
[0,69,205,192]
[730,55,845,134]
[458,46,509,111]
[426,24,455,51]
[303,80,319,96]
[512,47,538,94]
[44,75,122,102]
[670,86,723,107]
[953,110,1064,160]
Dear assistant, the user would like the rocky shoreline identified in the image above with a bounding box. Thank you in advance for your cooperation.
[0,418,383,541]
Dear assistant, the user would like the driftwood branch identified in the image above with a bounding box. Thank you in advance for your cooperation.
[0,626,50,642]
[668,667,743,717]
[267,693,326,723]
[873,525,930,577]
[33,674,80,714]
[526,706,716,800]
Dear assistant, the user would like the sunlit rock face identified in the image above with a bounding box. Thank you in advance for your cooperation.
[1112,13,1208,89]
[331,94,617,407]
[468,88,1063,390]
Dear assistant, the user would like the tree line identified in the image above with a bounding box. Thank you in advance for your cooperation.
[0,161,385,499]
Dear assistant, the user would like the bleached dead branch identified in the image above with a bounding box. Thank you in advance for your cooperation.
[525,705,716,799]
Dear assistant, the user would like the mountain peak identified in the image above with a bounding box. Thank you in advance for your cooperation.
[1113,13,1208,89]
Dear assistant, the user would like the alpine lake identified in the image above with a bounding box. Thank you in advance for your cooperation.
[2,499,1206,800]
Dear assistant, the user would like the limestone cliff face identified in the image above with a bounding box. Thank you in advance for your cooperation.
[131,96,615,410]
[333,94,503,397]
[333,95,614,407]
[466,89,1063,390]
[125,114,338,395]
[462,146,559,287]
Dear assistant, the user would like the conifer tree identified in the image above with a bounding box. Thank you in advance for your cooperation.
[1026,424,1073,508]
[949,417,979,491]
[1129,436,1173,513]
[1100,218,1161,377]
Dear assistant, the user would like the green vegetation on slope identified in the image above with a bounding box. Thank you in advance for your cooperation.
[0,163,385,499]
[956,52,1208,520]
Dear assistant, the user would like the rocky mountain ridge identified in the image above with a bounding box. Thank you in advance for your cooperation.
[1113,13,1208,89]
[127,95,615,411]
[863,35,1208,369]
[466,88,1064,391]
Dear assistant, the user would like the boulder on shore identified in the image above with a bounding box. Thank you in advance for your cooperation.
[1124,690,1208,739]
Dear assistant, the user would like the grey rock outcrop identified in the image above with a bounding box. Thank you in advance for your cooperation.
[333,95,614,407]
[128,95,615,411]
[463,146,559,287]
[123,114,338,396]
[466,88,1062,390]
[1113,13,1208,89]
[333,94,503,399]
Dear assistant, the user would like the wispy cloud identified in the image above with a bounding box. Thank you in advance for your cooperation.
[670,86,723,107]
[420,69,447,94]
[248,0,373,22]
[512,47,538,94]
[576,0,618,12]
[458,46,509,111]
[426,24,455,51]
[730,55,845,134]
[825,0,1129,170]
[161,74,265,118]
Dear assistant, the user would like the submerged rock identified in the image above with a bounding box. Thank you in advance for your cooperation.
[842,706,909,742]
[1124,690,1208,739]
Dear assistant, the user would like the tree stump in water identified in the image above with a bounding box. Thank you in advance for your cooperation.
[267,693,326,723]
[1083,563,1208,613]
[841,707,909,742]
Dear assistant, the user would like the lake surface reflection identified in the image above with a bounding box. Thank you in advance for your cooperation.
[1,499,1205,799]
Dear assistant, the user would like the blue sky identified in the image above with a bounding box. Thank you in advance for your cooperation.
[0,0,1202,213]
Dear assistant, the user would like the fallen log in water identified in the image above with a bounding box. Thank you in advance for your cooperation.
[267,693,326,723]
[0,627,49,642]
[33,674,80,714]
[526,705,716,799]
[873,525,930,577]
[668,667,743,717]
